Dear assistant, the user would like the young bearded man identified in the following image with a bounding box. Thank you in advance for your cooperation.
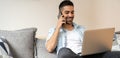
[45,0,120,58]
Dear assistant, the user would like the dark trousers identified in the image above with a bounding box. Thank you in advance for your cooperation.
[58,48,120,58]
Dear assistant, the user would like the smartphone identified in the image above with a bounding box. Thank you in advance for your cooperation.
[57,12,66,24]
[57,12,62,19]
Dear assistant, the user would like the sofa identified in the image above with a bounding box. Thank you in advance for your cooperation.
[0,28,57,58]
[0,27,120,58]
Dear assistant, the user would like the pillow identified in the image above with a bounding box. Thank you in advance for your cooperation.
[0,28,37,58]
[112,31,120,51]
[115,31,120,44]
[115,34,120,44]
[0,36,13,58]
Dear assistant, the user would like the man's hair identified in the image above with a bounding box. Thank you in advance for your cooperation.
[59,0,74,11]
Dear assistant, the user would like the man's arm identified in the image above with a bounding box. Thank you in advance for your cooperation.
[46,15,65,53]
[46,28,60,53]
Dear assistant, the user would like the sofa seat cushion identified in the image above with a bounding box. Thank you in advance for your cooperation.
[36,39,57,58]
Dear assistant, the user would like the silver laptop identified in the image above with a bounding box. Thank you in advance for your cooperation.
[81,28,115,56]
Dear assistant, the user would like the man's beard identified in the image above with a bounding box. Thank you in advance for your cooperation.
[66,17,74,25]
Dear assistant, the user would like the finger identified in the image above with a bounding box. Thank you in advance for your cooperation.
[62,21,66,24]
[62,20,66,22]
[62,19,66,24]
[62,15,64,17]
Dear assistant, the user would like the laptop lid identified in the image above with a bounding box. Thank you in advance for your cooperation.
[81,28,115,56]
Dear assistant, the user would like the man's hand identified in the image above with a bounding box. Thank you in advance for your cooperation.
[46,16,66,53]
[56,15,66,29]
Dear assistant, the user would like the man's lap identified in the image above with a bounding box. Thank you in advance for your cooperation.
[58,47,120,58]
[58,48,79,58]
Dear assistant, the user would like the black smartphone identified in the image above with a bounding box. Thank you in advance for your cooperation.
[57,12,62,19]
[57,12,66,24]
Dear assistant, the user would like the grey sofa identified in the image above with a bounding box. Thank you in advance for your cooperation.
[37,37,120,58]
[0,28,119,58]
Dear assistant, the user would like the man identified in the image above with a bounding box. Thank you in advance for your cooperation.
[45,0,120,58]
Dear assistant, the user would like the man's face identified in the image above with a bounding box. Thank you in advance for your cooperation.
[61,5,74,25]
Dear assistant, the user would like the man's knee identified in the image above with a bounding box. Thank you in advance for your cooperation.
[58,48,69,57]
[58,48,75,58]
[59,48,71,53]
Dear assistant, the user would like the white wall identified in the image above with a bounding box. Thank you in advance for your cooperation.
[92,0,120,31]
[0,0,60,38]
[0,0,120,39]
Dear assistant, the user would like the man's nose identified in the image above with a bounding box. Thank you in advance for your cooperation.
[68,13,74,17]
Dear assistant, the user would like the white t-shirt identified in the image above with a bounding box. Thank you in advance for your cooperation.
[65,29,83,54]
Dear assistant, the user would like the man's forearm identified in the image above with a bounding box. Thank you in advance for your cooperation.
[46,28,60,53]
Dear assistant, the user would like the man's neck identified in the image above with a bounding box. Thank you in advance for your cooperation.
[63,23,74,31]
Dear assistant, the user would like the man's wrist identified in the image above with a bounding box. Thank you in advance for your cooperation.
[55,27,60,31]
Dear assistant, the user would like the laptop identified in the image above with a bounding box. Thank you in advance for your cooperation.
[81,28,115,56]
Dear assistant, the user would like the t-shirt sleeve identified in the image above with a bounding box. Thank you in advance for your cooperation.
[46,27,55,43]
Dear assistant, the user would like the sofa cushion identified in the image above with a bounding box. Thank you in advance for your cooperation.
[0,28,37,58]
[36,39,57,58]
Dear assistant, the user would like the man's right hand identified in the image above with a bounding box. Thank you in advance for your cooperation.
[56,15,66,29]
